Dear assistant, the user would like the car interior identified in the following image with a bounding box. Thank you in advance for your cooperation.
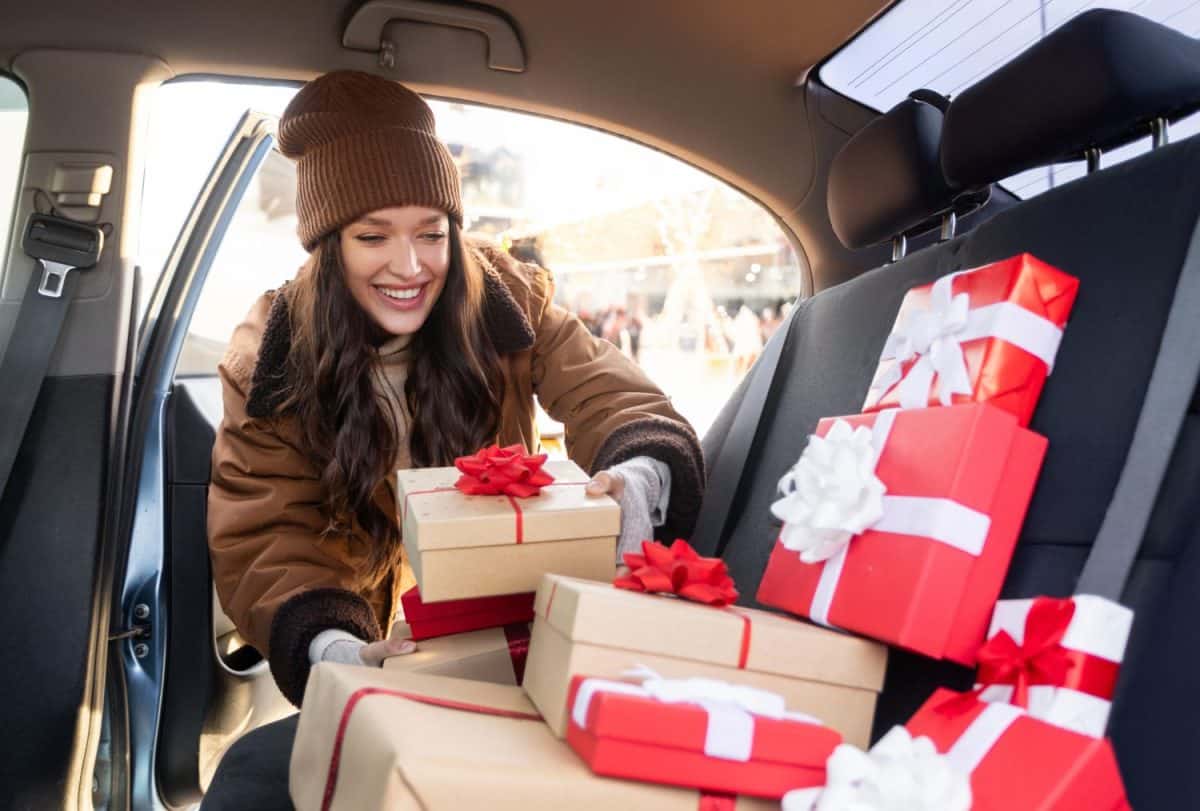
[2,1,1200,809]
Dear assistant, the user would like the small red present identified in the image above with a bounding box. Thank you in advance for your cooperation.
[975,595,1131,738]
[862,254,1079,426]
[756,404,1047,665]
[400,585,535,641]
[566,671,841,799]
[906,688,1129,810]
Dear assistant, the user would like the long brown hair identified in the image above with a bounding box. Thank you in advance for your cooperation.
[281,220,505,586]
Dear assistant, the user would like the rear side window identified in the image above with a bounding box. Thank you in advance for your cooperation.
[140,79,805,438]
[0,77,27,265]
[820,1,1200,198]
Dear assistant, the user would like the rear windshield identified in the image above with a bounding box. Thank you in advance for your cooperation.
[820,1,1200,198]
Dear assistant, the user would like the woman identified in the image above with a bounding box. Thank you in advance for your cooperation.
[201,71,703,807]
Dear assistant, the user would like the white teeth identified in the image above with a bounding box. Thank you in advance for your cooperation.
[378,286,421,301]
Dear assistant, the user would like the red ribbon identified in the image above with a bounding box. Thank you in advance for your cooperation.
[454,444,555,498]
[614,539,740,607]
[975,596,1120,708]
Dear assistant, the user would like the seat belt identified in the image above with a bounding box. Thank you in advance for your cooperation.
[690,301,801,557]
[0,212,104,499]
[1075,215,1200,600]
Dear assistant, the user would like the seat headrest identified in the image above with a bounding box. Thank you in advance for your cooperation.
[942,9,1200,189]
[828,98,960,250]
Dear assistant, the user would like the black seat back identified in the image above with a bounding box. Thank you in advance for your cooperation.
[712,11,1200,806]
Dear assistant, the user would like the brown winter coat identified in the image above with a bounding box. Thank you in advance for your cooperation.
[207,240,704,705]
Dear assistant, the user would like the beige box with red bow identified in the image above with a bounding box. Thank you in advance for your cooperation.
[291,665,777,811]
[396,456,620,603]
[523,574,888,747]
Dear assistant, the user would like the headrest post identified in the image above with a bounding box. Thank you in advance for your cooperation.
[939,211,957,242]
[1152,117,1169,149]
[1085,147,1102,174]
[891,234,907,263]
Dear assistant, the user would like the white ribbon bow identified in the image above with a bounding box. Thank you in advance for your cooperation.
[782,726,972,811]
[771,420,886,563]
[872,276,973,408]
[625,665,790,720]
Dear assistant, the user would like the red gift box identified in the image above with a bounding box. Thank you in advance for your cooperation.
[566,673,841,799]
[400,585,535,641]
[757,404,1047,665]
[906,688,1129,811]
[862,254,1079,426]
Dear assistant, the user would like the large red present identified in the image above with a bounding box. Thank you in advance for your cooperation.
[400,585,535,641]
[757,404,1047,665]
[566,671,842,798]
[905,688,1129,810]
[862,254,1079,425]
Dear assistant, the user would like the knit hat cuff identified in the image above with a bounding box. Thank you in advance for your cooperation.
[294,125,463,250]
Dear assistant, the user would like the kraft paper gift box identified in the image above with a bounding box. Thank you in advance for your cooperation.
[862,253,1079,426]
[566,671,842,798]
[396,455,620,602]
[973,594,1132,738]
[382,621,530,685]
[904,688,1130,811]
[524,574,887,748]
[289,665,777,811]
[757,403,1047,665]
[400,585,535,641]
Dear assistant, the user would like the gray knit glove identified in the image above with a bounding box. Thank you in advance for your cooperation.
[587,455,672,559]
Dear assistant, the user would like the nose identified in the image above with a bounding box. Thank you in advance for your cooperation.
[388,238,422,280]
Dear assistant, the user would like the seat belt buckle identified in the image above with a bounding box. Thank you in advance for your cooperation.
[21,212,104,299]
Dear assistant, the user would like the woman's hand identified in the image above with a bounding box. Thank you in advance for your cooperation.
[587,456,672,559]
[359,621,418,667]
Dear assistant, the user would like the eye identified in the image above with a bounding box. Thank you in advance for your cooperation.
[419,231,447,243]
[355,233,385,244]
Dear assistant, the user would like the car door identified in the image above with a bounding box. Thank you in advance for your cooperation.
[99,109,280,811]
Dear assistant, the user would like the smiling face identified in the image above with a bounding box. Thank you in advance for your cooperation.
[338,205,452,337]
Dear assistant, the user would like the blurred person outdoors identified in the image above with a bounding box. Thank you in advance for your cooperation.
[732,303,763,374]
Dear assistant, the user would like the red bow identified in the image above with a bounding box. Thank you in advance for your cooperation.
[614,539,739,606]
[975,596,1076,708]
[454,444,555,498]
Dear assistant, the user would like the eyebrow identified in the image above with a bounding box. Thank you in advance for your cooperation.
[354,214,446,227]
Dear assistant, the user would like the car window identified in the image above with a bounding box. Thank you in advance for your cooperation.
[819,0,1200,199]
[141,79,805,437]
[0,77,27,266]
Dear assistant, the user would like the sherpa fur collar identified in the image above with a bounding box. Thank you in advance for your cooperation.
[244,262,536,419]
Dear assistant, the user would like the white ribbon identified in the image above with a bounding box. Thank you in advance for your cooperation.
[944,702,1023,774]
[789,410,992,627]
[870,271,1064,409]
[782,726,972,811]
[571,667,816,762]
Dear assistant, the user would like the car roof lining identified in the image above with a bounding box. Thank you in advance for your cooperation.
[0,0,894,293]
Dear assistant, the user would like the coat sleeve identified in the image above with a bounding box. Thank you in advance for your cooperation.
[527,268,706,542]
[207,348,382,707]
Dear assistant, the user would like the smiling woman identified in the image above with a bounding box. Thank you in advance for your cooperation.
[200,71,706,809]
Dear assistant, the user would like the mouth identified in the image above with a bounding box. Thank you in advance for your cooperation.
[373,283,427,311]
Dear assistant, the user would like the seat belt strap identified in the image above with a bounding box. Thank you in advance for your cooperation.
[0,213,104,499]
[690,302,800,557]
[1077,215,1200,599]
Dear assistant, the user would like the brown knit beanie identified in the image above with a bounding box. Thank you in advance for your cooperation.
[278,70,463,251]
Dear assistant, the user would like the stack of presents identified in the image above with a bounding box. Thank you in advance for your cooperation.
[289,255,1136,809]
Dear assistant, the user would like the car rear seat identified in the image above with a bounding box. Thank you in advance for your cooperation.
[706,10,1200,807]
